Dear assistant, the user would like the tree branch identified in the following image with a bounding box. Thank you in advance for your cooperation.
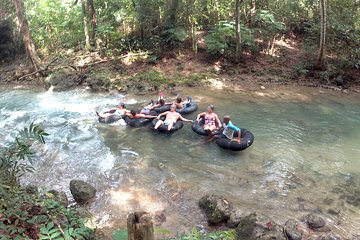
[18,57,58,81]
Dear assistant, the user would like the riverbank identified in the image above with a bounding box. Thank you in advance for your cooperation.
[1,38,359,94]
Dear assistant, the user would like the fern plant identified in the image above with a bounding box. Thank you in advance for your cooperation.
[0,122,49,192]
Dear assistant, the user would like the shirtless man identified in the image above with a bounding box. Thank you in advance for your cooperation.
[154,104,193,131]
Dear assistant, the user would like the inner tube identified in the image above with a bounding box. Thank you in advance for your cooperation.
[215,128,254,151]
[191,118,221,136]
[153,104,171,113]
[151,117,184,133]
[124,111,157,128]
[176,103,198,115]
[98,114,125,124]
[191,119,208,136]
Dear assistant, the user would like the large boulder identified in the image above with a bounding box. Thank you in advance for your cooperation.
[198,194,233,224]
[69,180,96,204]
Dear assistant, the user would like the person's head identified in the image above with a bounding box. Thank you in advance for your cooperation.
[186,96,191,101]
[158,99,165,106]
[170,104,176,111]
[130,109,136,116]
[223,115,231,124]
[119,103,126,109]
[207,105,214,112]
[176,97,182,103]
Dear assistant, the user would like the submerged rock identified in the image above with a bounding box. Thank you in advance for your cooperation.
[304,213,326,229]
[235,213,286,240]
[198,194,233,224]
[283,219,303,240]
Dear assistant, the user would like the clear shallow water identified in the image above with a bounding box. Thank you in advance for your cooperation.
[1,86,360,238]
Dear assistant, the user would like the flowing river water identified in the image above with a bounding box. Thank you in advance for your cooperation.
[1,85,360,239]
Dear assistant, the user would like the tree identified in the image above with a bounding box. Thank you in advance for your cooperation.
[81,0,91,49]
[315,0,326,70]
[12,0,40,70]
[235,0,243,61]
[88,0,99,48]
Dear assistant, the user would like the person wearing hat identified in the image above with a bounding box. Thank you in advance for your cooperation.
[196,104,221,135]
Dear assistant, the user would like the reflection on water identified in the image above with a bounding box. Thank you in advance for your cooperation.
[1,86,360,238]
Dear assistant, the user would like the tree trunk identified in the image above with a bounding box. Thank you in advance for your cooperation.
[87,0,99,48]
[248,0,256,27]
[315,0,326,70]
[235,0,243,61]
[12,0,40,70]
[127,212,154,240]
[81,0,91,49]
[168,0,180,28]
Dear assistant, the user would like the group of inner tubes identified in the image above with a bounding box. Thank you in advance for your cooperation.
[97,94,254,151]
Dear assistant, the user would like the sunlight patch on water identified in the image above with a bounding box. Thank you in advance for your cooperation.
[109,187,164,212]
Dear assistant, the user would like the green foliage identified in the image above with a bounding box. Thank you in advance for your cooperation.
[0,124,93,239]
[25,0,84,51]
[112,228,128,240]
[170,228,235,240]
[254,10,285,32]
[131,70,170,87]
[163,27,188,47]
[0,190,94,239]
[293,64,309,77]
[204,21,234,56]
[0,123,48,191]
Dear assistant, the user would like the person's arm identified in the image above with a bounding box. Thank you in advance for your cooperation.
[237,130,241,143]
[157,111,168,119]
[214,114,221,129]
[196,112,205,121]
[138,113,156,119]
[228,122,241,143]
[179,114,193,123]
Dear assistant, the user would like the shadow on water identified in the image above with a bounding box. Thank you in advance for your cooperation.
[1,86,360,238]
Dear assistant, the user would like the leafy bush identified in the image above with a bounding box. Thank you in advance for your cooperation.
[0,124,94,239]
[131,70,170,87]
[0,123,48,192]
[162,27,188,47]
[204,21,234,56]
[204,21,256,57]
[172,228,236,240]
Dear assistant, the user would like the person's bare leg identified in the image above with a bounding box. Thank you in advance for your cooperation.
[167,122,174,131]
[154,120,164,129]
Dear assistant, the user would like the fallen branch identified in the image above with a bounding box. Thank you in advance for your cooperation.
[18,57,59,81]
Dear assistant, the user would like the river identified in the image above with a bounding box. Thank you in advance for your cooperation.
[1,85,360,239]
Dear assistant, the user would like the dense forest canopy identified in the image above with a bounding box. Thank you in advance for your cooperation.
[0,0,359,86]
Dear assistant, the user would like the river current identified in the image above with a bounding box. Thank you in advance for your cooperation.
[1,85,360,238]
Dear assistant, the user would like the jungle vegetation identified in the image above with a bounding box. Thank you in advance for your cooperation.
[0,0,359,87]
